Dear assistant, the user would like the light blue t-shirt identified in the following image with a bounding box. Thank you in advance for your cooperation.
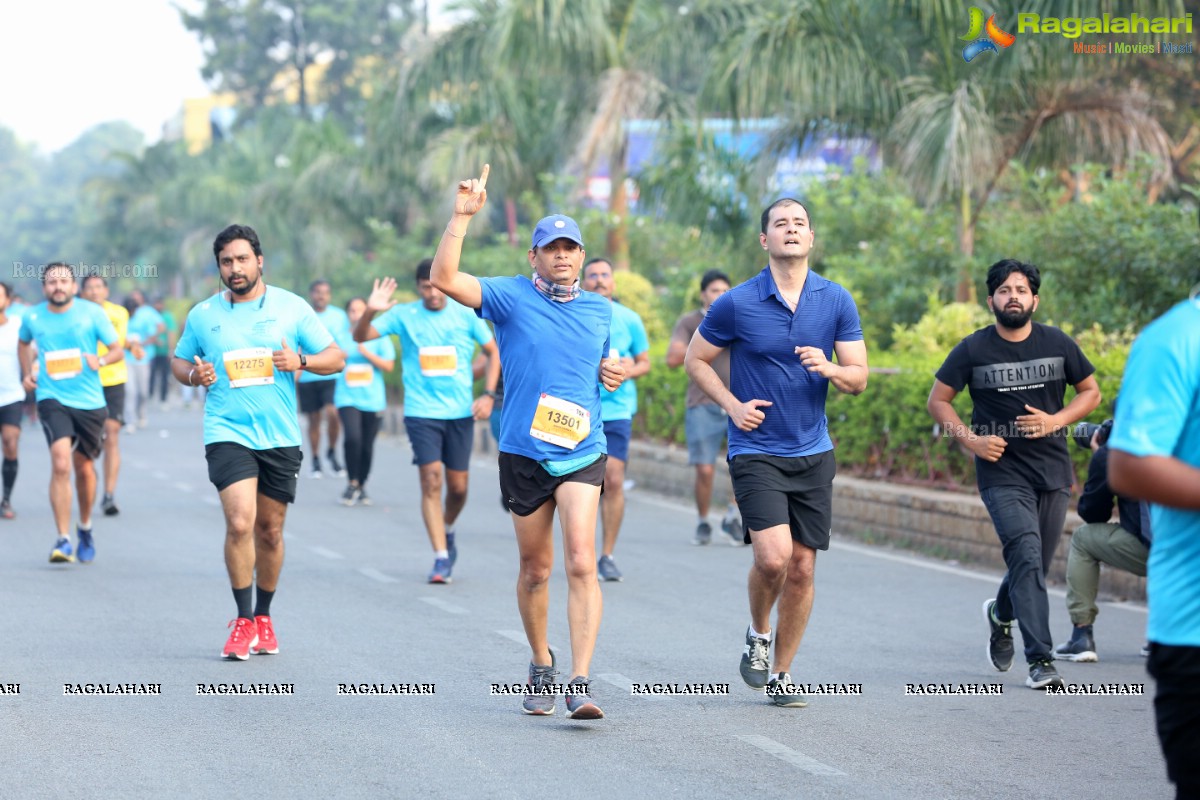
[597,300,649,422]
[174,288,335,450]
[299,306,351,383]
[373,299,492,420]
[1107,299,1200,646]
[478,276,611,461]
[334,328,395,413]
[128,304,165,364]
[18,300,119,410]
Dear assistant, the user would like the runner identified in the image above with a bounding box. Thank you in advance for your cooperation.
[18,263,123,563]
[335,296,395,506]
[80,274,143,517]
[299,279,350,479]
[173,224,344,660]
[0,282,25,520]
[580,257,650,581]
[354,259,499,582]
[430,165,625,719]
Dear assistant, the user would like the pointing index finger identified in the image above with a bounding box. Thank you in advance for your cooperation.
[478,163,490,190]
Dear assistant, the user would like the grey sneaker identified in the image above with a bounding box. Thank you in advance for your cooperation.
[597,555,623,582]
[1053,626,1098,663]
[740,626,770,688]
[721,507,744,545]
[565,676,604,720]
[766,672,808,708]
[983,599,1015,672]
[101,494,119,516]
[340,485,360,507]
[522,651,558,716]
[1141,642,1151,658]
[1026,659,1065,690]
[693,521,713,545]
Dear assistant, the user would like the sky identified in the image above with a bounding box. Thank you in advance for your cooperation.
[0,1,211,154]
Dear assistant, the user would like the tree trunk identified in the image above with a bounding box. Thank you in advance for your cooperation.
[956,185,976,303]
[606,134,631,271]
[505,196,519,247]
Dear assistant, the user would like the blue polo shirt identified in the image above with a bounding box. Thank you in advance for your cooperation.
[19,300,119,410]
[299,306,351,383]
[598,300,649,422]
[478,275,610,461]
[698,267,863,459]
[1107,300,1200,646]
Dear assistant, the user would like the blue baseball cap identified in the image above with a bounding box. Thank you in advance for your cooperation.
[531,214,584,249]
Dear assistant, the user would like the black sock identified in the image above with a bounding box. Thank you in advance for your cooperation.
[254,586,275,618]
[2,458,16,501]
[233,585,253,620]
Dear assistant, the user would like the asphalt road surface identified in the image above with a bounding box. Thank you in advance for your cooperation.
[0,408,1168,799]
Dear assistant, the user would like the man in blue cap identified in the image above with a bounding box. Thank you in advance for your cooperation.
[430,165,625,720]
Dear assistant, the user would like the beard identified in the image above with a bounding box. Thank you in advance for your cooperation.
[993,302,1033,329]
[47,291,71,307]
[223,272,260,295]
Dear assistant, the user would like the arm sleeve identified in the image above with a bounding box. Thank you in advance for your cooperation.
[477,277,514,325]
[697,292,735,348]
[1108,321,1193,458]
[934,339,972,391]
[174,315,200,361]
[470,307,494,345]
[372,306,399,338]
[297,304,335,354]
[835,288,865,343]
[1062,332,1096,384]
[18,314,32,343]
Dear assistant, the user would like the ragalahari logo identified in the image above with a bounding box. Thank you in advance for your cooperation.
[961,8,1016,62]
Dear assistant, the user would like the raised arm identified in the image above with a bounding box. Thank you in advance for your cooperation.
[430,164,490,310]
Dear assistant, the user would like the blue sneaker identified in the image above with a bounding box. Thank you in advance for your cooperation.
[428,557,452,584]
[76,527,95,563]
[49,537,75,563]
[446,531,457,568]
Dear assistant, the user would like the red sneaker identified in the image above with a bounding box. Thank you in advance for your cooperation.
[253,615,279,655]
[221,617,259,661]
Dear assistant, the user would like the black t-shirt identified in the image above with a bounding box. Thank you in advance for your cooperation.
[935,323,1094,491]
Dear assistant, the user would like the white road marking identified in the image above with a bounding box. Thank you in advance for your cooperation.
[202,496,220,507]
[309,546,344,560]
[151,470,170,481]
[174,482,192,493]
[420,596,467,615]
[735,735,846,776]
[358,568,397,584]
[494,630,561,654]
[597,672,661,701]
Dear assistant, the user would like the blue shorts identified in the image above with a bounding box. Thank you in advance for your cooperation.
[602,418,632,463]
[404,416,474,471]
[685,403,727,464]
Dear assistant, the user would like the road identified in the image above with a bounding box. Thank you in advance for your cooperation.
[0,408,1168,799]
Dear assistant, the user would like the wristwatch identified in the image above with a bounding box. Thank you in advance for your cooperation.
[299,353,307,370]
[484,390,499,400]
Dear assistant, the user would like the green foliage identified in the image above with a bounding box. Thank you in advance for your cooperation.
[634,339,688,443]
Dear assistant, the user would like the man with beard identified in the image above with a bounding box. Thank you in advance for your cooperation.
[927,259,1101,690]
[18,264,122,563]
[173,225,344,660]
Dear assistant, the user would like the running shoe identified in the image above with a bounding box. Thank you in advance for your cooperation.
[101,494,119,516]
[340,485,360,507]
[327,449,345,478]
[740,626,771,688]
[522,651,558,716]
[310,457,323,479]
[983,599,1015,672]
[721,507,744,545]
[1053,626,1098,663]
[597,555,623,582]
[428,557,453,584]
[447,531,458,567]
[222,617,259,661]
[1141,642,1151,658]
[358,489,372,506]
[252,615,279,655]
[766,673,808,708]
[76,527,95,563]
[49,537,75,563]
[565,677,604,720]
[693,521,712,546]
[0,499,14,520]
[1026,659,1065,690]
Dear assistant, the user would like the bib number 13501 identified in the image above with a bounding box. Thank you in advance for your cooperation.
[529,394,591,450]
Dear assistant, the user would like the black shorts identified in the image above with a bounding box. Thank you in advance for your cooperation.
[298,380,336,414]
[37,399,106,460]
[0,401,22,428]
[729,451,836,549]
[498,452,606,517]
[404,416,474,471]
[205,442,303,504]
[102,384,126,424]
[1147,643,1200,793]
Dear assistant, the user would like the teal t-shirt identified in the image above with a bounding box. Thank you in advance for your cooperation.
[19,299,119,410]
[174,288,335,450]
[373,299,492,420]
[334,328,395,413]
[597,300,649,422]
[299,306,351,383]
[128,305,165,364]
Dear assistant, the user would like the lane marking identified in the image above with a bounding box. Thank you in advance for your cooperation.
[358,567,397,584]
[494,630,562,655]
[597,672,662,701]
[309,546,344,560]
[151,470,170,481]
[420,596,467,615]
[174,482,193,493]
[735,734,846,776]
[202,496,220,507]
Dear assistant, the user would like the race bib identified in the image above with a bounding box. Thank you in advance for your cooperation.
[418,345,457,377]
[345,364,374,388]
[223,347,274,388]
[529,394,591,450]
[45,348,83,380]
